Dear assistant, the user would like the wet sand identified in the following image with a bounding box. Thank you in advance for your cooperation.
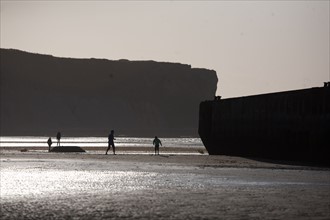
[0,146,206,155]
[1,150,330,219]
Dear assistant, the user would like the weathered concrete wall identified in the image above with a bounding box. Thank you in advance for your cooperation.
[199,87,330,164]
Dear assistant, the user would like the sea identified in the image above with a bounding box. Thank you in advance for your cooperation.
[0,136,204,149]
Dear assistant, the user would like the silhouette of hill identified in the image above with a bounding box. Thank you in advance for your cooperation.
[0,49,217,137]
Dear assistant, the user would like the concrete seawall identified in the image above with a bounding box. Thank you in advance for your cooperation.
[199,86,330,165]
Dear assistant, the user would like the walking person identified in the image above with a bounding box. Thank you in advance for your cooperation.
[153,136,162,155]
[56,132,61,146]
[47,137,52,152]
[105,130,116,155]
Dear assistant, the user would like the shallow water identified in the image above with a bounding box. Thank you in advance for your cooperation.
[1,157,330,219]
[0,136,203,148]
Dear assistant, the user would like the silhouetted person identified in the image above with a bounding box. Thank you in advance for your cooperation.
[106,130,116,155]
[153,136,162,155]
[47,137,52,152]
[56,132,61,146]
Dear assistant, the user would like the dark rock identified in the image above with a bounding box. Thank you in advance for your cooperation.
[50,146,86,152]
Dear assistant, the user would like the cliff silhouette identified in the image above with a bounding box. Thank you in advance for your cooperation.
[0,49,217,137]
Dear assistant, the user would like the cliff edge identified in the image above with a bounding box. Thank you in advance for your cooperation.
[0,49,217,137]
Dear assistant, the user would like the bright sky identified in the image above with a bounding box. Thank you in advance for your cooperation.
[1,1,329,98]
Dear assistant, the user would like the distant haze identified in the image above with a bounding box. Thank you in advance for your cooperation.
[1,1,329,98]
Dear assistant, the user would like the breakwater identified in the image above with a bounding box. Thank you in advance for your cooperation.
[199,86,330,165]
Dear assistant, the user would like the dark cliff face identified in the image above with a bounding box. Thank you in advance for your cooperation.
[0,49,217,137]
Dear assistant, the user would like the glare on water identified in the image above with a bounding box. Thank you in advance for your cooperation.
[0,169,157,199]
[1,157,330,219]
[0,136,204,148]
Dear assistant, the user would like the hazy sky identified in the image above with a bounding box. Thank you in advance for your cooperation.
[1,1,329,98]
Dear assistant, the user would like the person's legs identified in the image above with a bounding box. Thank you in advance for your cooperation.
[105,143,110,155]
[112,144,116,155]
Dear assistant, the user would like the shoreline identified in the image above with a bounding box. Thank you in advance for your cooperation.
[1,149,329,171]
[0,146,206,154]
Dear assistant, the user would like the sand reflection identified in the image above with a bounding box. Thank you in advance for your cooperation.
[0,169,156,200]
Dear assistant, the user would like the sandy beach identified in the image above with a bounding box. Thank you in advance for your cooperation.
[1,149,330,219]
